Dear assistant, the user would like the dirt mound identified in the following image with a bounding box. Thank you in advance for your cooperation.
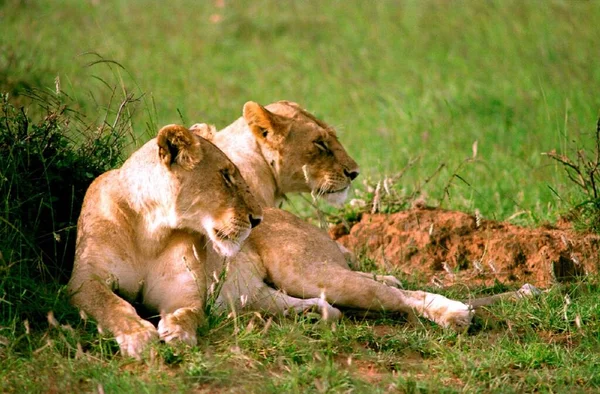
[331,207,600,288]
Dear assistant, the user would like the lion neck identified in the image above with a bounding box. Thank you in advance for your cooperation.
[118,142,181,243]
[213,118,283,207]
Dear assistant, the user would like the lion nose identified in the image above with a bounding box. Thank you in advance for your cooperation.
[249,214,262,228]
[344,168,360,181]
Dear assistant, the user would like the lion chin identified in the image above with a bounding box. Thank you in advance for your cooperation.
[322,186,350,207]
[209,228,250,257]
[211,239,242,257]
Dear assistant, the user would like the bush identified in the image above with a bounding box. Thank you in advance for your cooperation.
[0,89,132,324]
[544,118,600,233]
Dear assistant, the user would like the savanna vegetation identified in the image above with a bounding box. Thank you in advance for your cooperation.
[1,1,599,392]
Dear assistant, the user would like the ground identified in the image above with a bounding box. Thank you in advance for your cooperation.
[331,207,600,289]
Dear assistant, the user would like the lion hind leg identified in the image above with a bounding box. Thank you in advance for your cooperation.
[272,267,473,330]
[413,291,474,330]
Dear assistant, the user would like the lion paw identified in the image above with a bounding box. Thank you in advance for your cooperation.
[316,299,342,321]
[425,295,474,330]
[115,319,158,360]
[517,283,541,298]
[158,314,198,346]
[284,298,342,321]
[378,275,403,288]
[440,301,474,330]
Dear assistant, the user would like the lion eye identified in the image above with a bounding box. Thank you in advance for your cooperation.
[314,140,329,152]
[221,169,233,186]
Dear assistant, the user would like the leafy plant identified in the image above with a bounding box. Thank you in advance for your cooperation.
[0,88,134,324]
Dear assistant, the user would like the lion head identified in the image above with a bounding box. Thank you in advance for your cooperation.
[241,101,359,206]
[154,124,262,256]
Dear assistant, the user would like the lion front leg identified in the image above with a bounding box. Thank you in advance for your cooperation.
[147,282,205,347]
[145,243,207,347]
[157,307,203,346]
[466,283,542,310]
[68,278,158,359]
[244,285,342,321]
[354,271,403,288]
[225,282,342,321]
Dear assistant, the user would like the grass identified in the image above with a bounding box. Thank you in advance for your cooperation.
[3,0,600,222]
[2,278,599,392]
[1,0,600,392]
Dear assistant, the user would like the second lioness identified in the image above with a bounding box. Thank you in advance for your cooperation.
[195,101,473,329]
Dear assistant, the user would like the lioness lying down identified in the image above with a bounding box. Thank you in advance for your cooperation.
[195,101,474,329]
[67,124,262,359]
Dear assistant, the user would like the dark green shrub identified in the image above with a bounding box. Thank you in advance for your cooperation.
[0,89,131,324]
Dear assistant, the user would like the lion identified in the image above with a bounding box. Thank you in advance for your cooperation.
[192,101,474,329]
[67,124,263,359]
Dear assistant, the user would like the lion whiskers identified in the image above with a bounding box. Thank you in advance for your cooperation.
[302,164,310,184]
[304,165,348,204]
[206,216,253,257]
[309,176,328,201]
[316,175,349,206]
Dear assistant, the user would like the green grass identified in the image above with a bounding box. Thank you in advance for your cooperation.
[3,0,600,222]
[2,0,600,392]
[2,278,599,392]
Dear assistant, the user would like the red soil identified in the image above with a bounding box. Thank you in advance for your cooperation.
[330,207,600,288]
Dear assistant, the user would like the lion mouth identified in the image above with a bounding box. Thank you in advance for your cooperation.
[312,186,350,207]
[214,228,236,242]
[313,185,350,197]
[323,185,350,195]
[210,225,251,257]
[211,230,241,257]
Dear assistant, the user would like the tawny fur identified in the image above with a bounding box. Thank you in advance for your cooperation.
[197,102,474,329]
[67,125,262,359]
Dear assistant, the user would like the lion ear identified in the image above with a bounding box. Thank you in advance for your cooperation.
[157,124,203,170]
[243,101,291,145]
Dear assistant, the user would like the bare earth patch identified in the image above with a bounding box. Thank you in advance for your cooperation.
[331,207,600,288]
